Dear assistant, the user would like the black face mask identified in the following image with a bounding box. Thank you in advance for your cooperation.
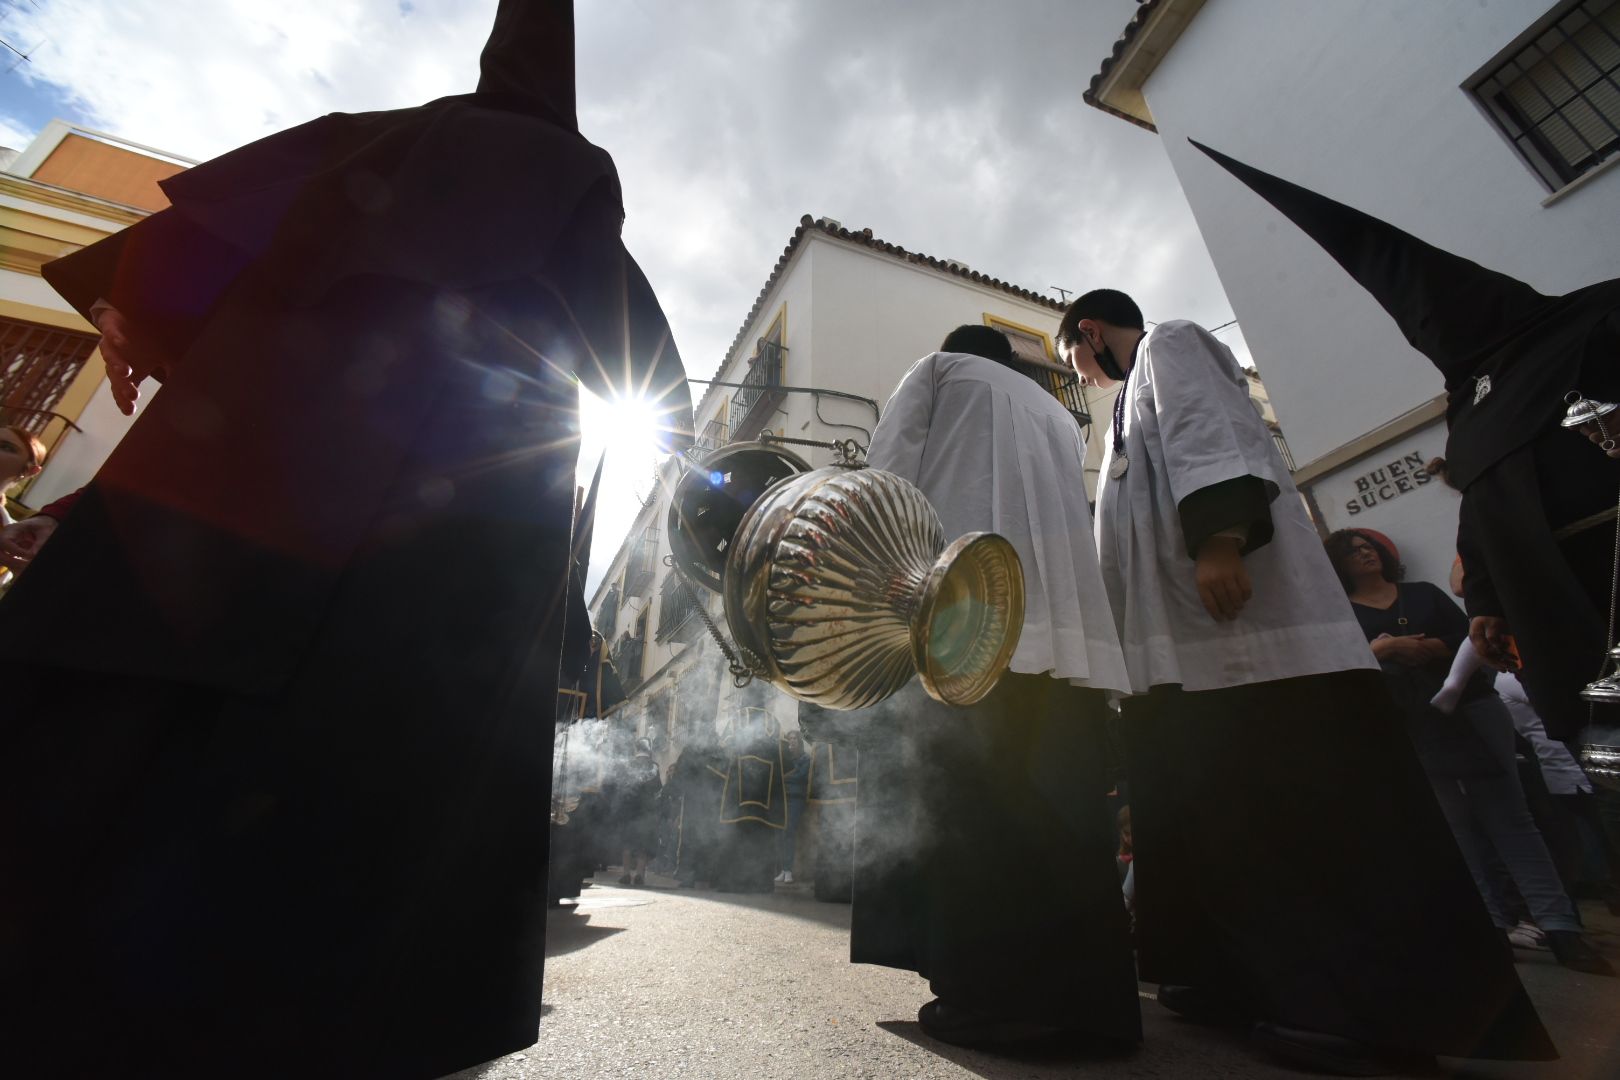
[1092,335,1126,383]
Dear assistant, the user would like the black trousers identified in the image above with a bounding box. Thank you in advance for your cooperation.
[1123,670,1554,1061]
[851,673,1141,1042]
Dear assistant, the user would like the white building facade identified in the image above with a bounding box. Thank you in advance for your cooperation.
[1087,0,1620,589]
[587,215,1103,759]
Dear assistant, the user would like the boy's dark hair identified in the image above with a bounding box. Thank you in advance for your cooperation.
[1056,289,1146,348]
[940,324,1014,363]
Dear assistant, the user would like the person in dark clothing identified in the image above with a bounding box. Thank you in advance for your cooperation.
[798,701,859,904]
[776,729,811,884]
[1064,287,1554,1074]
[853,324,1140,1050]
[0,4,690,1078]
[714,705,785,894]
[615,738,663,886]
[1190,141,1618,750]
[1327,529,1609,975]
[668,724,727,889]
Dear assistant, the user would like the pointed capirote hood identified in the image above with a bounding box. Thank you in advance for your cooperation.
[476,0,578,129]
[1188,139,1556,390]
[1187,137,1620,492]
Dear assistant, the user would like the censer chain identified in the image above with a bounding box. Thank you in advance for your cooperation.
[664,554,764,687]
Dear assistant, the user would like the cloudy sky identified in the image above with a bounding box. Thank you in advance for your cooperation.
[0,0,1253,581]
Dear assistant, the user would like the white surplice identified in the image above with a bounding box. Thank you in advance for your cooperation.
[866,350,1131,692]
[1094,321,1374,693]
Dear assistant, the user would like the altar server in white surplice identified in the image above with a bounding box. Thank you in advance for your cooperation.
[1059,289,1552,1075]
[848,324,1140,1052]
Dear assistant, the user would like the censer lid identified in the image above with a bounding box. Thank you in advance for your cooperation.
[1561,392,1618,429]
[668,441,810,593]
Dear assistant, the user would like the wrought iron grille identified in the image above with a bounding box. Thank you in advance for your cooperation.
[729,340,786,442]
[654,572,702,643]
[1271,428,1298,472]
[1471,0,1620,188]
[622,525,660,598]
[0,317,100,435]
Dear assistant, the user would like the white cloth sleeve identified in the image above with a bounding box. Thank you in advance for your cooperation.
[864,353,938,485]
[1147,321,1282,508]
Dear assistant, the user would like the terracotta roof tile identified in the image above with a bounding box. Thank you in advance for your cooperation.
[695,215,1066,414]
[1083,0,1162,132]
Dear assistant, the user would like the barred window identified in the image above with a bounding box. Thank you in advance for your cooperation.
[1469,0,1620,189]
[0,316,100,434]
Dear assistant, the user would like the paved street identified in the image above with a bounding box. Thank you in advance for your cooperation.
[446,878,1620,1080]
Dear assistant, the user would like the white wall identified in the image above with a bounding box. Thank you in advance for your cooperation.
[1309,419,1461,592]
[806,238,1068,429]
[1141,0,1620,469]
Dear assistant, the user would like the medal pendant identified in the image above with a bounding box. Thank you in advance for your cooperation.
[1109,454,1129,480]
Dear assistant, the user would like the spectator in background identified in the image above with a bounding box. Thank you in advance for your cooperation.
[0,426,47,588]
[669,722,727,890]
[776,729,810,885]
[0,426,46,529]
[614,738,662,887]
[1326,529,1610,975]
[653,762,681,876]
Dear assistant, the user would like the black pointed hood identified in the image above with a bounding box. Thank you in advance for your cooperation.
[476,0,577,129]
[1188,139,1557,389]
[1189,138,1620,490]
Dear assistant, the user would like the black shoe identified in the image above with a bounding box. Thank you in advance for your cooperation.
[1251,1023,1433,1077]
[1546,930,1617,976]
[1156,984,1254,1027]
[917,999,1070,1048]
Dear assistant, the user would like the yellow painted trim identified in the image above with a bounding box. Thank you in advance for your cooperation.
[735,754,776,810]
[0,174,149,227]
[983,313,1056,360]
[0,297,96,333]
[761,303,786,376]
[807,743,856,805]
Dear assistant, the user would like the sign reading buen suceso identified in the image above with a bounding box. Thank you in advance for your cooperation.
[1306,420,1460,593]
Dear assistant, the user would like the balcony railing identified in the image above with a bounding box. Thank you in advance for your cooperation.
[729,340,786,443]
[612,632,645,690]
[1270,428,1297,472]
[686,418,729,463]
[654,573,704,643]
[622,525,660,598]
[1041,368,1090,429]
[596,586,620,641]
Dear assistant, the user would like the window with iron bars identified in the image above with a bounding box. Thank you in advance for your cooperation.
[990,319,1091,429]
[654,572,702,642]
[730,339,786,442]
[0,317,100,435]
[1469,0,1620,190]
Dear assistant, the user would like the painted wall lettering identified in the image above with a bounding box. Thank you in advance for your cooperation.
[1344,450,1432,515]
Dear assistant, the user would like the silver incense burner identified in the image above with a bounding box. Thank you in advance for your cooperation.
[1562,391,1620,788]
[666,441,1024,711]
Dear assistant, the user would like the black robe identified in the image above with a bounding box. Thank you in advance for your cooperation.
[714,708,786,894]
[669,742,728,887]
[848,674,1142,1041]
[0,4,690,1076]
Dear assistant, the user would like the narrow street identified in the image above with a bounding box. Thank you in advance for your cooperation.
[448,879,1620,1080]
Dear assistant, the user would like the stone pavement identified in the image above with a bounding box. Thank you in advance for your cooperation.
[444,876,1620,1080]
